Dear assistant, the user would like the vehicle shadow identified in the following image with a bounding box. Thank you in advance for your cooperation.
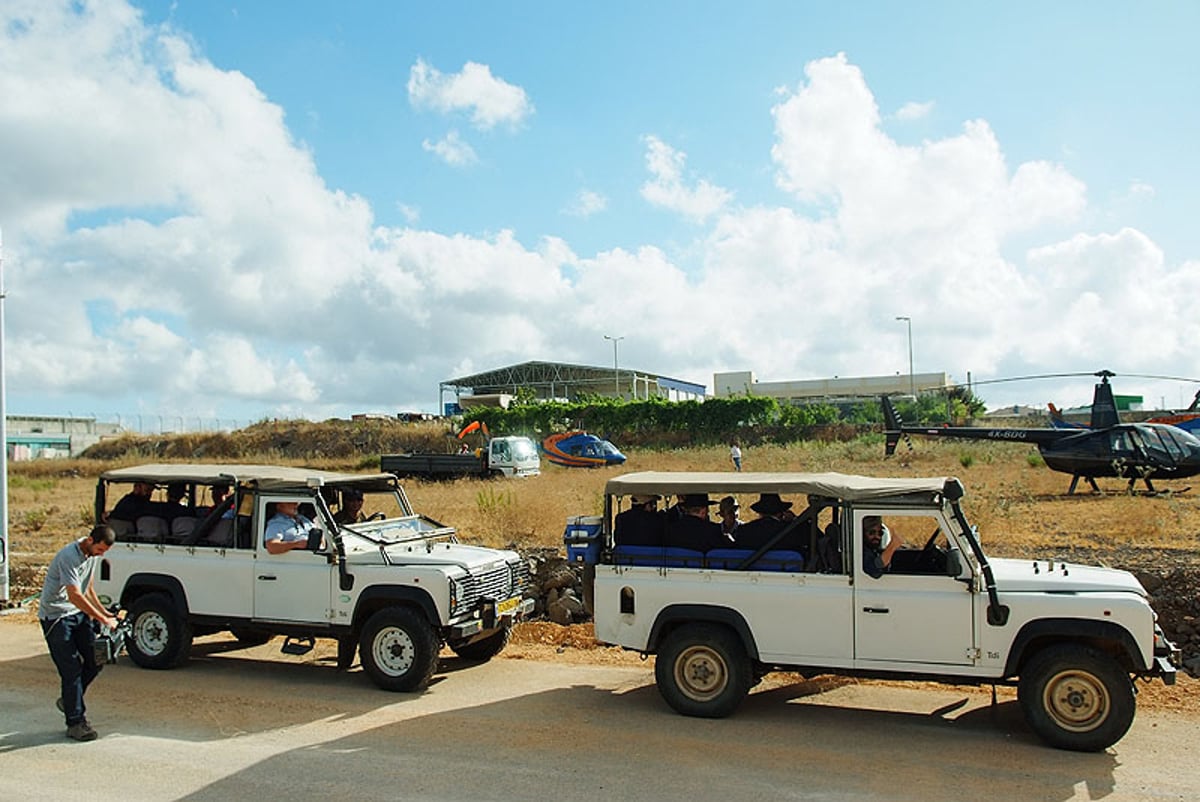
[173,681,1125,802]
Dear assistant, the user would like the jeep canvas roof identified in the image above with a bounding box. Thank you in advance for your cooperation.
[604,471,962,503]
[99,463,398,492]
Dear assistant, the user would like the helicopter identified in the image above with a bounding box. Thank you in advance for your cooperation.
[882,371,1200,494]
[541,430,627,468]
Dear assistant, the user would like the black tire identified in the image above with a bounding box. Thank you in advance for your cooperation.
[359,607,439,692]
[655,623,752,718]
[1018,644,1136,751]
[449,624,511,661]
[126,592,193,670]
[229,627,273,647]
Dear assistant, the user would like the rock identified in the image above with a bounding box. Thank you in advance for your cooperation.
[1183,655,1200,678]
[558,594,586,616]
[1134,571,1165,594]
[543,569,576,591]
[547,600,573,625]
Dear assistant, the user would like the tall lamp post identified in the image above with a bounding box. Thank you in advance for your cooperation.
[895,316,914,397]
[603,334,624,397]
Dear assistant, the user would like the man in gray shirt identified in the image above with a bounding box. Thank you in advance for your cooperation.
[39,525,118,742]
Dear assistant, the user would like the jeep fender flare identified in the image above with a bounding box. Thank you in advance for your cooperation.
[1005,618,1146,677]
[118,573,189,615]
[647,604,760,661]
[352,586,440,633]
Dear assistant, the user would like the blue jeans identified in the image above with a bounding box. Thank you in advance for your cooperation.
[41,612,101,726]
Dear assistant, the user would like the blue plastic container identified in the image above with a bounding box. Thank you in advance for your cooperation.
[563,515,603,564]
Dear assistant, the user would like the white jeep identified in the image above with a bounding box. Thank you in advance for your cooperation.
[583,471,1179,751]
[94,464,533,691]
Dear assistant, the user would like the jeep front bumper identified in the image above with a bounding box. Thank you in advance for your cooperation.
[449,596,535,640]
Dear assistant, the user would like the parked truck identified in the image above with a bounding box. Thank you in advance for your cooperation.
[381,435,540,479]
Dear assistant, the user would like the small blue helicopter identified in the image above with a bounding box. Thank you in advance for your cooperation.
[542,431,627,468]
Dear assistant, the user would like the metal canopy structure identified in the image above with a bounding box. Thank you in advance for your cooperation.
[440,360,706,412]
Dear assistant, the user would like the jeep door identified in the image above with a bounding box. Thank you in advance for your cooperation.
[852,509,977,666]
[253,495,336,625]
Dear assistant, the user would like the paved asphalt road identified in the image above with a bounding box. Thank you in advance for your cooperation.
[1,623,1195,801]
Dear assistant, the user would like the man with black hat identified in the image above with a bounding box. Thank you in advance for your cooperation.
[614,494,665,547]
[664,494,729,551]
[735,493,797,551]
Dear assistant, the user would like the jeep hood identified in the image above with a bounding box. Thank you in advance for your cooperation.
[988,557,1147,596]
[343,537,515,572]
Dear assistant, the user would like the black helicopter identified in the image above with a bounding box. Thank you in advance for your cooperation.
[882,370,1200,494]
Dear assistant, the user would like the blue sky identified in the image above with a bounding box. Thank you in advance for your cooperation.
[2,1,1199,428]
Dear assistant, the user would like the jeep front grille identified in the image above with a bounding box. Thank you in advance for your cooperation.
[459,563,514,608]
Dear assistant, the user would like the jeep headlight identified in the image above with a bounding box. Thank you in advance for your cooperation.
[448,575,465,615]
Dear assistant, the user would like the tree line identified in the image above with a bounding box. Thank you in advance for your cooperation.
[463,388,985,447]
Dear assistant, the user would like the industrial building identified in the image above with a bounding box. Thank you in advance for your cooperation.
[440,361,706,414]
[5,415,124,459]
[713,370,953,405]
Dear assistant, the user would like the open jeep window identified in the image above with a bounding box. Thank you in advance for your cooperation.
[857,510,966,579]
[260,495,333,555]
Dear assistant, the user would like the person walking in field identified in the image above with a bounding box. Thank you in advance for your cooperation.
[38,525,118,742]
[730,441,742,471]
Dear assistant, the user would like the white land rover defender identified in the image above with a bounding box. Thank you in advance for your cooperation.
[581,471,1179,751]
[94,464,533,691]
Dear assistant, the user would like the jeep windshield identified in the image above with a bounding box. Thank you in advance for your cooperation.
[330,487,456,545]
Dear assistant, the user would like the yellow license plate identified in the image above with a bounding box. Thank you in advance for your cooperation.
[496,596,520,615]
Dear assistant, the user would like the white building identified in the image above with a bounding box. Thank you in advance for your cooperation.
[713,370,953,404]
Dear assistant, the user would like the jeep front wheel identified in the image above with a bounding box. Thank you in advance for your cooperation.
[126,593,193,670]
[1018,644,1136,751]
[359,607,438,692]
[655,623,751,718]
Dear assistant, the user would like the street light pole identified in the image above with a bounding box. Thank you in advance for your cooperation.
[603,335,624,397]
[895,316,914,397]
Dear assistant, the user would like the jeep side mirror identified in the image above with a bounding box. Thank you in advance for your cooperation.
[945,549,962,578]
[307,528,324,551]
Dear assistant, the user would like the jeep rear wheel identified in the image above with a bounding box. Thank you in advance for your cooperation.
[359,607,438,692]
[655,623,751,718]
[1018,644,1135,751]
[126,593,193,670]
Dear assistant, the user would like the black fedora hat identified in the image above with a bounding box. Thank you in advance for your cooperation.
[750,493,793,515]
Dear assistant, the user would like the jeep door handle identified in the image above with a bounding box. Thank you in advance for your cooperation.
[257,575,277,581]
[862,606,889,614]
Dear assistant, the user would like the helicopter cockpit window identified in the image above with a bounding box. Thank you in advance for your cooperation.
[1110,431,1134,454]
[1152,428,1186,460]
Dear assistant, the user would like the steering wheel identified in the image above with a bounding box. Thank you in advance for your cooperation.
[365,511,386,522]
[915,528,944,572]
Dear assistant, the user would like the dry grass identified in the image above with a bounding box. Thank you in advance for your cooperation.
[6,438,1200,602]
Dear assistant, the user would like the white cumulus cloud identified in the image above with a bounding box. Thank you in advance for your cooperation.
[565,189,608,218]
[421,130,478,167]
[895,100,934,121]
[407,58,533,130]
[639,136,732,223]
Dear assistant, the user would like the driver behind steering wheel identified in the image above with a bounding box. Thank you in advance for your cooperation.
[333,488,366,525]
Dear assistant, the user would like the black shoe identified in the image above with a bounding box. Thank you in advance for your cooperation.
[66,721,98,742]
[56,697,65,713]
